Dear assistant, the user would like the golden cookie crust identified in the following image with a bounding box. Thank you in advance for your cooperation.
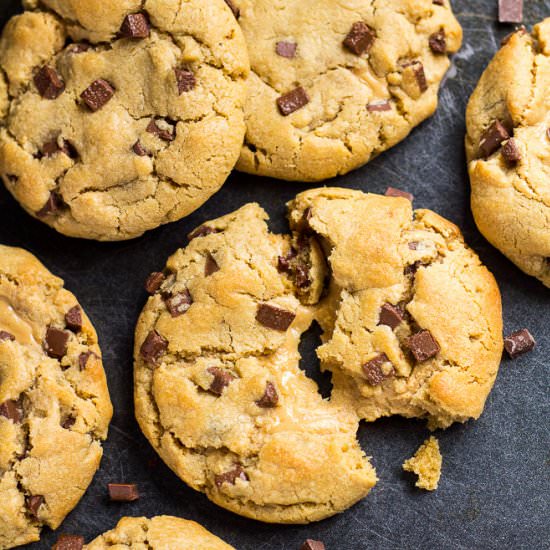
[466,19,550,287]
[0,245,112,549]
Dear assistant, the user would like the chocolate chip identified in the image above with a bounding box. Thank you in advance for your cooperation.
[501,138,521,164]
[276,41,297,58]
[504,328,535,359]
[224,0,240,19]
[81,79,115,111]
[34,66,65,99]
[0,400,22,423]
[145,272,165,294]
[214,465,248,488]
[146,119,175,141]
[379,303,404,330]
[256,304,296,331]
[343,22,376,55]
[385,187,413,201]
[108,483,139,502]
[78,350,96,370]
[255,381,279,408]
[362,353,394,386]
[499,0,523,23]
[367,100,391,112]
[410,62,428,93]
[44,327,70,359]
[429,30,447,53]
[120,12,150,38]
[407,330,440,362]
[36,192,64,218]
[52,534,84,550]
[164,289,192,317]
[433,0,444,5]
[188,225,219,241]
[277,87,310,116]
[479,120,510,158]
[205,253,220,276]
[0,331,15,342]
[300,539,326,550]
[26,495,44,517]
[140,330,168,364]
[61,415,76,429]
[65,306,82,333]
[175,68,196,94]
[132,141,148,156]
[207,367,235,396]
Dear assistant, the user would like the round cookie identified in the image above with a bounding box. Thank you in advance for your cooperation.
[0,245,112,549]
[234,0,462,181]
[134,204,377,524]
[0,0,249,240]
[83,516,234,549]
[466,20,550,288]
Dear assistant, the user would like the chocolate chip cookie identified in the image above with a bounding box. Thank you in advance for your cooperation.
[0,0,249,240]
[0,245,112,549]
[234,0,462,181]
[466,20,550,287]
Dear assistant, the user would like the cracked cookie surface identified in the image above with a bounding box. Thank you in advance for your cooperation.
[466,19,550,288]
[85,516,234,549]
[0,245,112,549]
[234,0,462,182]
[0,0,249,240]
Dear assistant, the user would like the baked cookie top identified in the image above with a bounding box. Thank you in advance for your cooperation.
[0,0,249,240]
[235,0,462,181]
[466,19,550,288]
[0,245,112,549]
[84,516,234,549]
[134,203,377,524]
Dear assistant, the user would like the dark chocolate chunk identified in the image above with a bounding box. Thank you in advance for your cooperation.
[120,12,150,38]
[146,119,175,141]
[411,62,428,92]
[293,264,310,288]
[207,367,236,396]
[145,272,165,294]
[140,330,168,364]
[0,331,15,342]
[479,120,510,158]
[504,328,535,359]
[499,0,523,23]
[378,303,404,330]
[224,0,240,19]
[214,464,248,488]
[108,483,139,502]
[205,253,220,276]
[343,22,376,55]
[277,87,310,116]
[188,225,219,241]
[433,0,444,5]
[0,399,22,423]
[362,353,394,386]
[164,289,192,317]
[36,192,64,218]
[52,534,85,550]
[132,141,148,156]
[407,330,440,362]
[26,495,44,517]
[276,41,297,58]
[44,327,70,359]
[78,350,97,370]
[501,138,521,164]
[81,79,115,111]
[256,304,296,331]
[367,100,391,112]
[175,68,196,94]
[41,139,62,158]
[429,30,447,53]
[65,306,82,333]
[385,187,413,201]
[301,539,326,550]
[34,66,65,99]
[61,415,76,429]
[255,381,279,408]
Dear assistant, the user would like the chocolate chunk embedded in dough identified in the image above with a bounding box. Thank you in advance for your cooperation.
[256,304,295,331]
[175,68,196,94]
[214,464,248,488]
[276,41,297,58]
[343,22,376,55]
[378,303,404,330]
[277,87,309,116]
[407,330,440,362]
[479,120,510,158]
[34,66,65,99]
[0,399,22,423]
[429,30,447,53]
[65,306,83,333]
[44,327,70,359]
[255,381,279,408]
[164,290,193,317]
[120,13,150,38]
[501,138,521,164]
[81,79,115,111]
[362,353,395,386]
[140,330,168,364]
[207,367,236,396]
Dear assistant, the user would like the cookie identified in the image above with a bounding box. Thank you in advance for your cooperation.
[402,436,442,491]
[288,188,503,429]
[234,0,462,181]
[83,516,234,549]
[0,245,112,549]
[0,1,249,241]
[466,20,550,288]
[134,203,377,524]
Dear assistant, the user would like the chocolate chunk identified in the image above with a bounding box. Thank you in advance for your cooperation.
[385,187,413,201]
[188,225,219,240]
[293,264,310,288]
[140,330,168,364]
[410,62,428,93]
[65,306,82,333]
[343,22,376,55]
[277,87,310,116]
[214,465,248,488]
[255,381,279,408]
[433,0,444,5]
[256,304,296,331]
[145,272,165,294]
[379,303,404,330]
[207,367,236,396]
[132,141,148,156]
[407,330,440,362]
[175,68,196,94]
[78,350,96,370]
[53,534,85,550]
[44,327,70,359]
[0,400,22,423]
[120,12,150,38]
[499,0,523,23]
[429,30,447,53]
[404,260,423,276]
[479,120,510,158]
[108,483,139,502]
[146,119,175,141]
[164,289,192,317]
[504,328,535,359]
[276,41,297,58]
[0,331,15,342]
[501,138,521,164]
[41,139,77,159]
[224,0,240,19]
[367,100,391,112]
[34,66,65,99]
[61,415,76,429]
[36,192,64,218]
[205,253,220,276]
[362,353,394,386]
[26,495,44,517]
[301,540,326,550]
[81,79,115,111]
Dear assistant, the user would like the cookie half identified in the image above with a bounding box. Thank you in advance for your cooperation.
[0,245,112,549]
[235,0,462,181]
[466,20,550,287]
[0,1,249,240]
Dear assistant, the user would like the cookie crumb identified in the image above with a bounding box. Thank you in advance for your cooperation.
[403,436,442,491]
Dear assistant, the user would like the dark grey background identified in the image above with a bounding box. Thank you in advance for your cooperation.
[1,1,549,548]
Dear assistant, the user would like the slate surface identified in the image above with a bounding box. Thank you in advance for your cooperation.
[0,1,549,549]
